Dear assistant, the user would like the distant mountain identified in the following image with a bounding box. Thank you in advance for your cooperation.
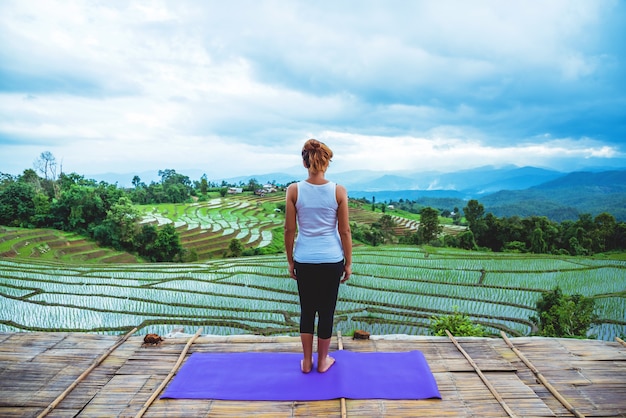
[90,165,564,192]
[468,166,565,194]
[347,166,563,194]
[480,170,626,221]
[532,170,626,192]
[349,168,626,222]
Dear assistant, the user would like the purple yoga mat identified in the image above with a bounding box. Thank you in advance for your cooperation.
[161,350,441,401]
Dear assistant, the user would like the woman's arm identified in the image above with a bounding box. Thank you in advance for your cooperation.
[284,183,298,280]
[336,184,352,282]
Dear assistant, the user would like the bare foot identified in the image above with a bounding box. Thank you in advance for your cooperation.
[301,357,313,373]
[317,355,335,373]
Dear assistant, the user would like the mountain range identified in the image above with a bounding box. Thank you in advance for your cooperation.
[89,165,626,222]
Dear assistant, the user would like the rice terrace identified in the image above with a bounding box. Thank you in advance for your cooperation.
[1,193,624,342]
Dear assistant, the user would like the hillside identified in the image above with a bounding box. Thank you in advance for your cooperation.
[349,168,626,221]
[482,170,626,221]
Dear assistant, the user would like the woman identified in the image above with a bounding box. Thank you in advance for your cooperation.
[284,139,352,373]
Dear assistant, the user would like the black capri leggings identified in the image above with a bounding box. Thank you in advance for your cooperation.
[294,261,344,339]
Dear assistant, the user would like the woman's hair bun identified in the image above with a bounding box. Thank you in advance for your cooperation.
[302,138,333,174]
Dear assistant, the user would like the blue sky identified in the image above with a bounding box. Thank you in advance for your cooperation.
[1,0,625,181]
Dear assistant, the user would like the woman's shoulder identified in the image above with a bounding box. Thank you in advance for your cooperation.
[334,183,347,201]
[334,182,346,192]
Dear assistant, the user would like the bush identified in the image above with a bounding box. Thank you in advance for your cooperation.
[430,307,486,337]
[530,286,597,338]
[228,238,244,257]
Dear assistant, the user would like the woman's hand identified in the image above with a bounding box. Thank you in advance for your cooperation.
[341,264,351,283]
[288,261,297,280]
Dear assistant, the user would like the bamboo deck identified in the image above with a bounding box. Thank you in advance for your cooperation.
[0,331,625,417]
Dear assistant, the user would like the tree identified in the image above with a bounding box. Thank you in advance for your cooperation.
[530,227,547,254]
[20,169,42,190]
[228,238,244,257]
[463,199,487,245]
[364,226,385,246]
[34,151,57,180]
[482,213,505,251]
[593,212,617,252]
[418,207,441,243]
[373,214,396,243]
[246,178,260,192]
[199,174,208,196]
[49,184,105,233]
[458,230,478,250]
[157,169,192,203]
[0,182,35,227]
[104,197,140,250]
[463,199,484,227]
[530,287,597,338]
[0,172,15,190]
[31,192,51,227]
[151,224,183,262]
[135,224,158,258]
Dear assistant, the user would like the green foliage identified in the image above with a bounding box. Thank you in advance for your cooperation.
[530,286,598,338]
[418,207,441,244]
[504,241,527,253]
[429,306,486,337]
[530,227,547,254]
[351,222,385,246]
[464,199,485,228]
[151,223,184,262]
[399,230,420,245]
[372,214,396,243]
[442,234,459,248]
[458,230,478,250]
[93,197,141,251]
[0,181,35,227]
[228,238,244,257]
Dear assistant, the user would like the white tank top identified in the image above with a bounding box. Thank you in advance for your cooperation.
[293,180,344,263]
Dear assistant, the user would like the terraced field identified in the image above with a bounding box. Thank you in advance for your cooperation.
[1,247,624,341]
[0,227,140,263]
[0,194,287,263]
[137,193,287,259]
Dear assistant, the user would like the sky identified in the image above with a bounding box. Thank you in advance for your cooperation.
[1,0,625,182]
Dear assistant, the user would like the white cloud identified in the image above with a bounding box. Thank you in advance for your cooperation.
[316,132,623,173]
[0,0,624,178]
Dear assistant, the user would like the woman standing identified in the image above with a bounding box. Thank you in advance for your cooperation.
[284,139,352,373]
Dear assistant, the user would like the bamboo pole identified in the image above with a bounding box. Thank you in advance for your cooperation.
[337,331,347,418]
[134,327,203,418]
[445,330,517,418]
[37,327,138,418]
[500,331,584,418]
